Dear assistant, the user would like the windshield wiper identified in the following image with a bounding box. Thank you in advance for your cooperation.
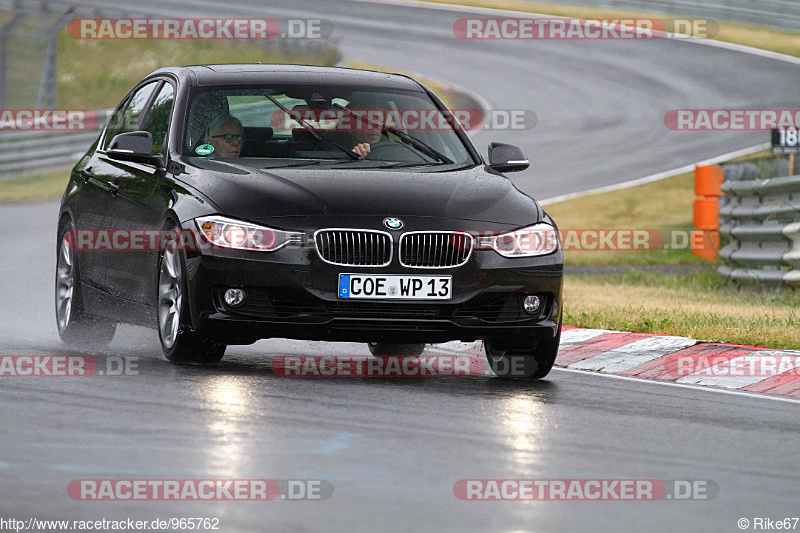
[263,95,361,161]
[332,103,453,164]
[328,160,445,170]
[384,161,444,168]
[331,159,398,167]
[262,160,321,169]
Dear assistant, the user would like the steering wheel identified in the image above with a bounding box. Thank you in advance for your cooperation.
[366,140,427,162]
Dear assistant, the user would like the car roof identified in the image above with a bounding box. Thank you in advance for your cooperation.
[147,64,426,91]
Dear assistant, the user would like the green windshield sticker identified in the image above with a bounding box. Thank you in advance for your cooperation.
[195,144,214,156]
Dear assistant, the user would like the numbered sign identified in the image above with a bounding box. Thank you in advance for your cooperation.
[772,127,800,154]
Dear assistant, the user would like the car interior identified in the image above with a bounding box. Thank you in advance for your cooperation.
[184,87,466,163]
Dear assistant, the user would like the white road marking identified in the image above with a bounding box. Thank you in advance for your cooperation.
[552,367,800,404]
[541,143,769,204]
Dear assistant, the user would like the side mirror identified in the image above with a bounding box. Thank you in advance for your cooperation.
[488,142,529,173]
[107,131,156,164]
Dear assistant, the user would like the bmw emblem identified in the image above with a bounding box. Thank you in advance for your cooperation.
[383,217,404,230]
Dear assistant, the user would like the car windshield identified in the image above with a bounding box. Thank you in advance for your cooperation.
[183,84,474,167]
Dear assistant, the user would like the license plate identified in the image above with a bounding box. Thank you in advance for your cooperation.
[338,274,452,300]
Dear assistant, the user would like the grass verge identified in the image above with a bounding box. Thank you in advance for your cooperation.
[411,0,800,57]
[0,168,71,203]
[564,269,800,349]
[544,170,701,266]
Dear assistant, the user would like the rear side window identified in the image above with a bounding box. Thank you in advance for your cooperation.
[140,83,175,155]
[102,81,158,150]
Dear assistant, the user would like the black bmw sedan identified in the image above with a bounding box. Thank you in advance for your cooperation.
[56,64,563,379]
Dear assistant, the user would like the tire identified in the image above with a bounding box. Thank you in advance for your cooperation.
[157,225,226,364]
[55,220,117,348]
[484,320,562,380]
[367,342,426,356]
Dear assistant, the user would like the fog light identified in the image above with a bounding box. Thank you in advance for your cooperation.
[224,288,246,307]
[523,295,540,314]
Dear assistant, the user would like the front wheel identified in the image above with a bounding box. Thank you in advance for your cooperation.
[157,231,225,364]
[55,220,116,347]
[484,321,561,380]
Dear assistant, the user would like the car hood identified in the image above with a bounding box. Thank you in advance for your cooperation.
[180,158,542,226]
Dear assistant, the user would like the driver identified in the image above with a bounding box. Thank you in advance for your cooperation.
[205,115,244,158]
[350,118,383,158]
[339,94,387,158]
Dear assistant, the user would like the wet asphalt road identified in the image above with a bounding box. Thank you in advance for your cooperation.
[1,200,798,533]
[1,0,800,531]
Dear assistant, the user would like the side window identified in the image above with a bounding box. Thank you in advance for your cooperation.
[102,82,158,150]
[140,83,175,155]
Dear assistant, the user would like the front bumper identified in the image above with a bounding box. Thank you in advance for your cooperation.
[182,221,563,345]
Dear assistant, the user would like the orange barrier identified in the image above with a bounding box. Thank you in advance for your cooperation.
[692,165,723,259]
[694,164,723,197]
[693,197,719,230]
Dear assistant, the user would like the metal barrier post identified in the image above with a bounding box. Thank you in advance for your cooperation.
[0,11,26,108]
[36,7,74,109]
[692,164,723,259]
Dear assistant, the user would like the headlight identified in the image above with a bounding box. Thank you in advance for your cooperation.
[490,223,559,257]
[195,216,304,252]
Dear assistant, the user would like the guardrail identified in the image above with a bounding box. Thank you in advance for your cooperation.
[717,160,800,288]
[0,110,110,179]
[0,129,97,177]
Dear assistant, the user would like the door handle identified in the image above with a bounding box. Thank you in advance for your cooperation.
[79,166,92,183]
[107,181,120,196]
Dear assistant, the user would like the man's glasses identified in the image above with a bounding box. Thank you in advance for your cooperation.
[211,134,244,144]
